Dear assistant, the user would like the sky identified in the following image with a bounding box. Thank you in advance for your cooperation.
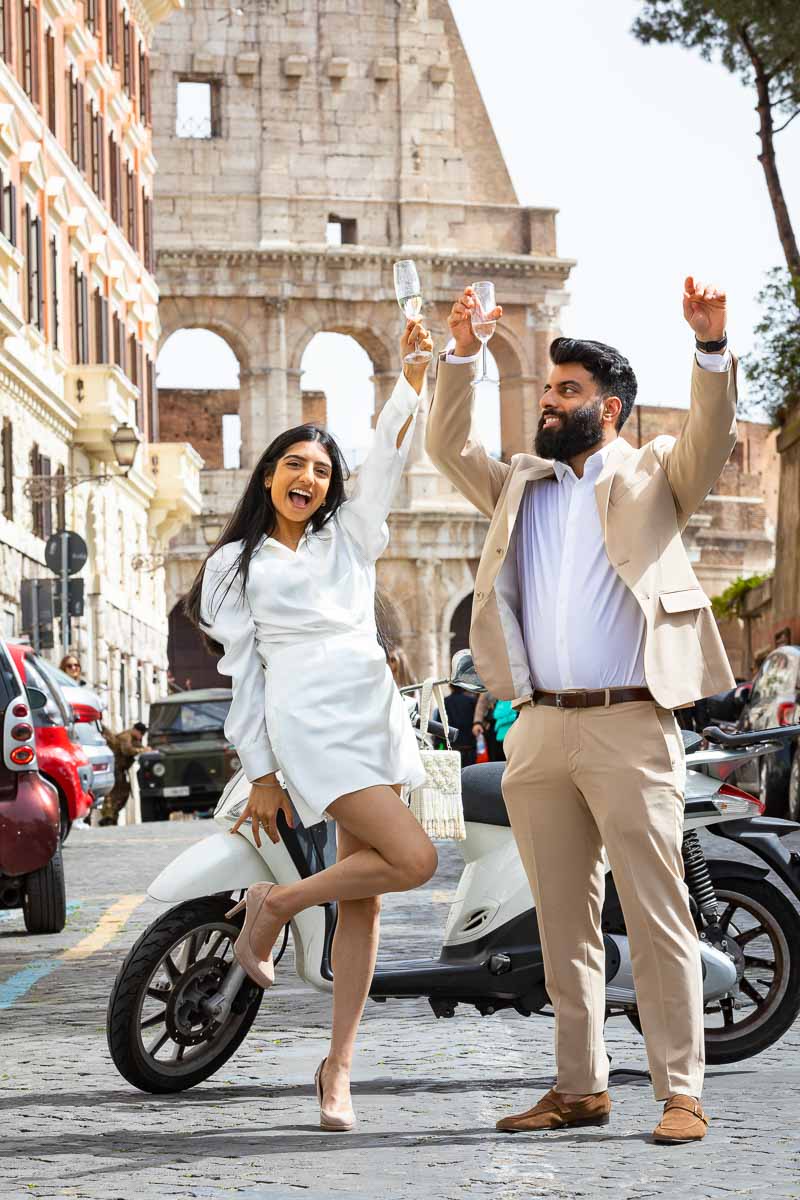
[158,0,800,460]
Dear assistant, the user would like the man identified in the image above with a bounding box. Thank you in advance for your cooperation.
[98,722,148,825]
[427,277,736,1144]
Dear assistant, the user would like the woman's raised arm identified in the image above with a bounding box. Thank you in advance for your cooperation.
[338,319,430,560]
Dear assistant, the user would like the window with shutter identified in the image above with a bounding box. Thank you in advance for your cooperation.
[2,418,13,521]
[77,78,86,172]
[147,357,158,440]
[94,290,109,363]
[49,234,59,348]
[73,265,89,364]
[25,205,43,331]
[40,455,52,539]
[0,1,11,65]
[55,465,66,530]
[86,0,97,35]
[46,25,56,134]
[91,108,104,199]
[30,444,42,538]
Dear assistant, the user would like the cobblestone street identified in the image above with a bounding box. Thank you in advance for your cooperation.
[1,822,800,1200]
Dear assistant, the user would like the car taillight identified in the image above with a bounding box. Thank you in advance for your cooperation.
[10,722,33,741]
[714,782,765,817]
[777,702,796,726]
[10,746,35,766]
[12,703,28,718]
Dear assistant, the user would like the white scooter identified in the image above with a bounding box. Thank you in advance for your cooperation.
[107,655,800,1094]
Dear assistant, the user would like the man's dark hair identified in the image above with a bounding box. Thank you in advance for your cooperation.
[133,721,148,734]
[549,338,638,431]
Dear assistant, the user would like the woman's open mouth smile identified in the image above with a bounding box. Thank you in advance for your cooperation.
[288,488,313,511]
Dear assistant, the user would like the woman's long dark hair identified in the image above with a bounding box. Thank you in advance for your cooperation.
[184,424,350,639]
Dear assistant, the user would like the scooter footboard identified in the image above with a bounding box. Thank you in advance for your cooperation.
[148,831,269,903]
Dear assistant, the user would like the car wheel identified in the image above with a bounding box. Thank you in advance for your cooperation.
[140,795,167,822]
[23,846,67,934]
[788,754,800,824]
[59,798,72,844]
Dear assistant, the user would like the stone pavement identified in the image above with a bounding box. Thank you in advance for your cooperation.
[1,822,800,1200]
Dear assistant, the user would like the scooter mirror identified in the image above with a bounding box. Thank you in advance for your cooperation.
[450,649,486,693]
[25,686,48,711]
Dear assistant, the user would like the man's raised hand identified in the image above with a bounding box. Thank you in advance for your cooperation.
[448,287,503,357]
[683,276,726,343]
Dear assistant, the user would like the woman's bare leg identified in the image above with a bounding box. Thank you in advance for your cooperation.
[247,784,437,956]
[322,825,382,1118]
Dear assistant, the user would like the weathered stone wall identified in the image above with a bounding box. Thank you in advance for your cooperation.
[159,388,240,470]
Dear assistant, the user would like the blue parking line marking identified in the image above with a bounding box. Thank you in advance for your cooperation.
[0,901,81,924]
[0,960,56,1009]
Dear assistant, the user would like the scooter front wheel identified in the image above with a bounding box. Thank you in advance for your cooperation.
[107,895,264,1093]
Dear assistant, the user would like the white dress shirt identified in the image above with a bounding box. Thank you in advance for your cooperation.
[444,344,732,691]
[516,445,646,691]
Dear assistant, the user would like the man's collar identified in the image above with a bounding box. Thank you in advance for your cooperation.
[552,440,615,483]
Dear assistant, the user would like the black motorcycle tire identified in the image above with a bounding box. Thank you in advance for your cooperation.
[23,845,67,934]
[626,874,800,1064]
[107,895,263,1093]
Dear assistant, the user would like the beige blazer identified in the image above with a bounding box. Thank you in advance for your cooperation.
[427,357,739,711]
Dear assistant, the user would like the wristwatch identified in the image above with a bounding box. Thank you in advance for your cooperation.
[695,332,728,353]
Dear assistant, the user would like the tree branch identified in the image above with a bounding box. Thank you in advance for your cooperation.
[774,108,800,134]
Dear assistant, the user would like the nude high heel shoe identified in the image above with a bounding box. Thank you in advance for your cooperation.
[315,1058,356,1132]
[225,883,278,989]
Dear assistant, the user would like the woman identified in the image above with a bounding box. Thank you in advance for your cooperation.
[60,654,87,686]
[186,319,437,1132]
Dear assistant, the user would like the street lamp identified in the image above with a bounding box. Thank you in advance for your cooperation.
[21,423,143,501]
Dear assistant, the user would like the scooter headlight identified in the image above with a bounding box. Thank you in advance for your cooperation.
[712,783,765,818]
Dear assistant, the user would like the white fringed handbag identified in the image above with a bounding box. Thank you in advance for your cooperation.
[409,679,466,841]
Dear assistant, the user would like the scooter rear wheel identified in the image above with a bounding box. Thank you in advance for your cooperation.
[625,873,800,1064]
[107,894,264,1093]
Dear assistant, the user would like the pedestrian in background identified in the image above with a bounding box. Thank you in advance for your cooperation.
[60,654,88,686]
[98,722,148,826]
[435,684,478,768]
[472,691,503,761]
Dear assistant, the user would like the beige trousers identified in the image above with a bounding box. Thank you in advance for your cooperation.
[501,700,704,1101]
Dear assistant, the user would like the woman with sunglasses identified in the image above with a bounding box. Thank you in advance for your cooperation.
[186,318,436,1131]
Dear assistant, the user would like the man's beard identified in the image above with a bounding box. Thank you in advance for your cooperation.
[535,400,605,461]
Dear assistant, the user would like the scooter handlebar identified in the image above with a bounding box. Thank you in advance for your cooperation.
[702,723,800,749]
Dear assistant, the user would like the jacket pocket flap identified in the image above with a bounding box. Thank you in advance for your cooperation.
[659,588,711,614]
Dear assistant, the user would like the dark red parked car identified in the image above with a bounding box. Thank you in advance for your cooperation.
[7,643,93,840]
[0,639,66,933]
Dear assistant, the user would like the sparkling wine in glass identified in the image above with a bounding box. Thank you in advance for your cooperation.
[393,259,432,365]
[470,280,497,386]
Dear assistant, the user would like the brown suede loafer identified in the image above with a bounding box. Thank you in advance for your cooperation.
[496,1088,612,1133]
[653,1095,709,1144]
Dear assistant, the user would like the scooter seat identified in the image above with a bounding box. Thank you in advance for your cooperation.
[460,763,510,827]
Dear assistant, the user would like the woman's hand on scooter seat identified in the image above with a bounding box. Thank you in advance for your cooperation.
[230,773,294,847]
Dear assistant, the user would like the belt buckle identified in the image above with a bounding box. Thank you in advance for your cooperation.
[555,692,567,709]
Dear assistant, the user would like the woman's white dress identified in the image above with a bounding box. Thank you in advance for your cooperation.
[200,374,427,826]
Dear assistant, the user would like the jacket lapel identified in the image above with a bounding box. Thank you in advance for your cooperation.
[503,456,556,542]
[593,437,635,539]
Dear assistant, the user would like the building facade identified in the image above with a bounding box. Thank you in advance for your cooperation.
[151,0,778,689]
[151,0,574,684]
[0,0,199,727]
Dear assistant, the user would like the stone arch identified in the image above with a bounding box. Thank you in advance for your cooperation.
[167,598,224,693]
[441,579,475,666]
[156,322,244,472]
[490,326,531,461]
[157,297,263,371]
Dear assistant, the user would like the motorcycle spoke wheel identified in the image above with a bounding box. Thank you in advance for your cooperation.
[107,896,265,1094]
[701,876,800,1064]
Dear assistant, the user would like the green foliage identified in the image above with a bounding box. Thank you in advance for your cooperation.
[711,573,771,620]
[632,1,800,116]
[742,268,800,422]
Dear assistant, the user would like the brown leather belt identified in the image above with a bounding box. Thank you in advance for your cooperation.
[533,687,654,709]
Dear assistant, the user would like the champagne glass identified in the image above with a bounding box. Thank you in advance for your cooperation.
[393,259,432,365]
[470,280,497,386]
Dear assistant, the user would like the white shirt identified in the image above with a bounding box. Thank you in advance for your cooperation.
[445,346,732,691]
[516,445,646,690]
